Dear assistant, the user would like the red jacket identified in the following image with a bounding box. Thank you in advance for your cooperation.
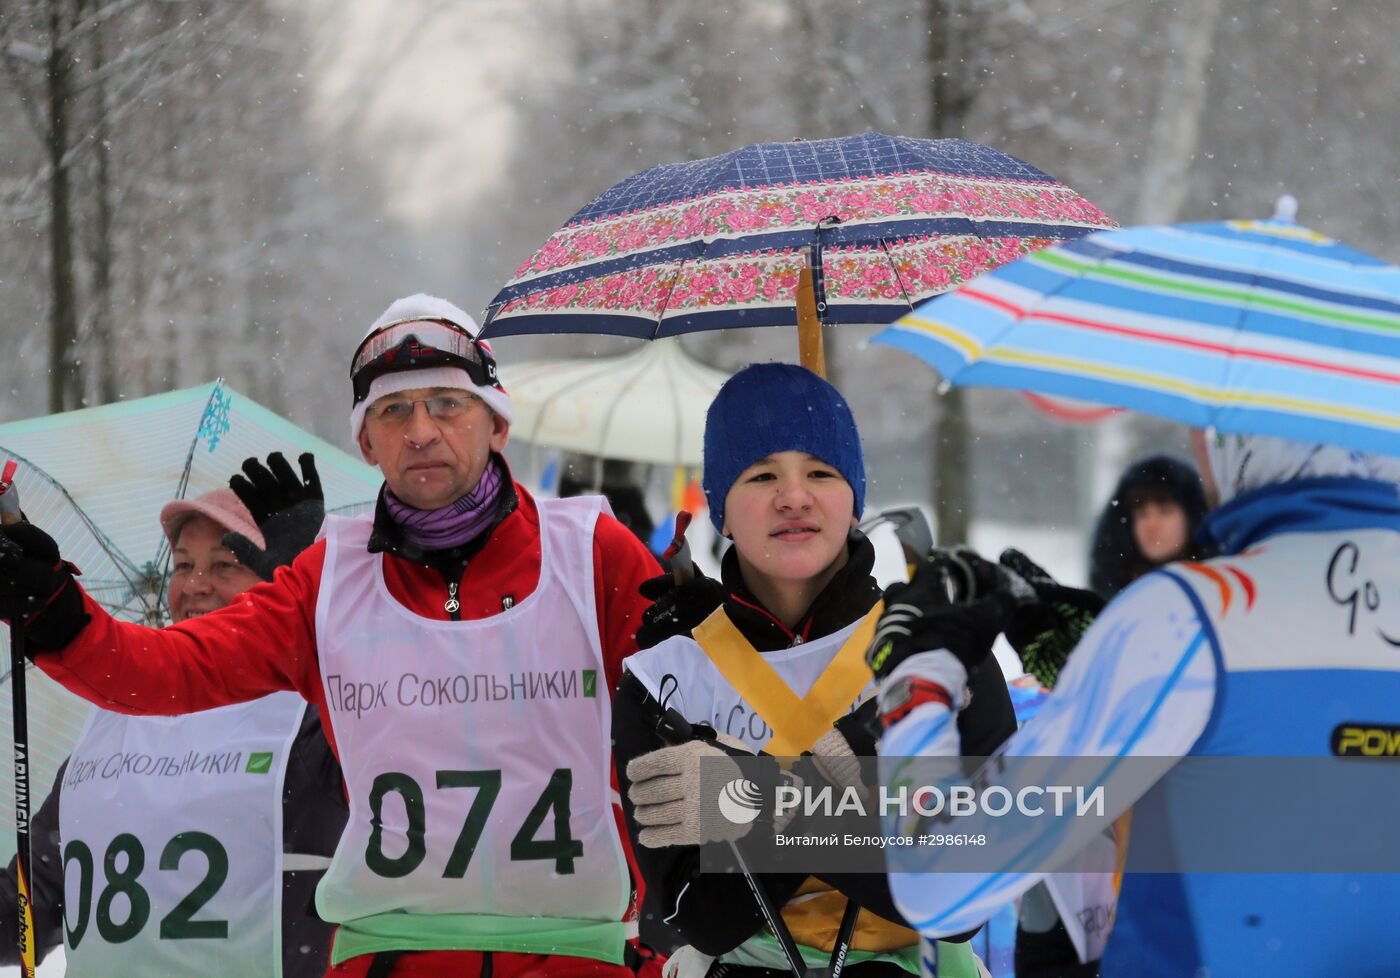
[37,481,661,978]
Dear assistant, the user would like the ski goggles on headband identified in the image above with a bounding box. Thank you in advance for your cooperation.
[350,317,500,404]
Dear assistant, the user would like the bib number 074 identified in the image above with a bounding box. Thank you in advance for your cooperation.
[366,767,582,878]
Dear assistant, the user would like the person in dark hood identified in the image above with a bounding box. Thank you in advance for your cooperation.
[1088,454,1208,600]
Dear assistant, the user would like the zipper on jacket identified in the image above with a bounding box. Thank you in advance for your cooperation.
[433,559,468,620]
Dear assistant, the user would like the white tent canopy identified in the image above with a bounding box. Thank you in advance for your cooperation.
[499,340,730,467]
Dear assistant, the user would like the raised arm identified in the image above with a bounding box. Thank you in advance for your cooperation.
[32,541,328,715]
[879,573,1218,937]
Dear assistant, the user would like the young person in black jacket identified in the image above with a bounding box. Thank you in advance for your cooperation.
[613,363,1016,978]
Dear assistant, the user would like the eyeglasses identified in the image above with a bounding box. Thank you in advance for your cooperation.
[365,392,481,427]
[350,318,499,404]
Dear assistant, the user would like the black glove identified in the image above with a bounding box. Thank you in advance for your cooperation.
[866,549,1010,681]
[0,523,90,653]
[997,549,1105,689]
[831,694,881,756]
[634,572,726,649]
[225,452,325,581]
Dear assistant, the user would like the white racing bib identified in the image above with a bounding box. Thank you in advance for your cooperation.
[1040,838,1116,963]
[313,499,630,962]
[59,692,305,978]
[624,615,874,753]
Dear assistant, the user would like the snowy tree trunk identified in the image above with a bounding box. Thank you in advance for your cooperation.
[88,7,118,405]
[1131,0,1224,225]
[927,0,981,546]
[44,0,81,412]
[1093,0,1224,498]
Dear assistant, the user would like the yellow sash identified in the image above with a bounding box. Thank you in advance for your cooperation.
[691,602,919,953]
[691,603,882,756]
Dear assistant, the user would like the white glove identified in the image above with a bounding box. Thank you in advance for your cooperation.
[627,740,754,848]
[663,945,717,978]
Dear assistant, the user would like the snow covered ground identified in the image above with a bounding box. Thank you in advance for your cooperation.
[0,949,64,976]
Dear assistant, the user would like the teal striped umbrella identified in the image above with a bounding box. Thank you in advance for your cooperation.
[0,382,381,859]
[873,219,1400,455]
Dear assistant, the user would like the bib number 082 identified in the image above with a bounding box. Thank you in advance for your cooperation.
[366,768,582,878]
[63,831,229,948]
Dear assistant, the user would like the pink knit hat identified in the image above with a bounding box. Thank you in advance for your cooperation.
[159,487,265,550]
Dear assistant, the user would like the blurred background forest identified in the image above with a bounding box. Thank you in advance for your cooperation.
[4,0,1398,577]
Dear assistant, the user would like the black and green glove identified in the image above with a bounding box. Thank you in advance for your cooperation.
[866,549,1011,681]
[997,549,1105,689]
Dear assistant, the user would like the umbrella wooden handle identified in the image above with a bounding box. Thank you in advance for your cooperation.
[797,266,826,378]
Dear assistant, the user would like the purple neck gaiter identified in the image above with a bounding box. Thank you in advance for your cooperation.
[385,457,505,551]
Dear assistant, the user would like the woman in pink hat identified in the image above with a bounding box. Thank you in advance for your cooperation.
[1,464,346,978]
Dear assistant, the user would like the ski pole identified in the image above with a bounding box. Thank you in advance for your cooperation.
[0,460,37,978]
[827,899,861,978]
[655,705,809,978]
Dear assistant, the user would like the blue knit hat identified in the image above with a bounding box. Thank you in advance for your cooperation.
[703,362,865,532]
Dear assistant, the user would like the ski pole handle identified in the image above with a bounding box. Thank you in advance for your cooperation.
[0,459,21,526]
[662,510,695,585]
[655,706,696,746]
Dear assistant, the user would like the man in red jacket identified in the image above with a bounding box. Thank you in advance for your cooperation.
[0,293,661,978]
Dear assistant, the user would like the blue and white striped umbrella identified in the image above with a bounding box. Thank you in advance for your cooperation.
[872,219,1400,455]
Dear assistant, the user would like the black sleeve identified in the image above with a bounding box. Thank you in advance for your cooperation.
[281,706,347,859]
[614,671,809,956]
[1016,920,1101,978]
[0,759,69,965]
[280,706,349,978]
[958,658,1019,757]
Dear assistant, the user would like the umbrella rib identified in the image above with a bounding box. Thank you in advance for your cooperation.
[140,379,227,625]
[595,348,652,461]
[880,238,918,311]
[650,260,687,340]
[0,447,143,587]
[151,380,226,589]
[0,454,161,675]
[663,343,683,467]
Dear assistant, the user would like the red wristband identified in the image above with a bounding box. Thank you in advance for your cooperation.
[880,677,954,728]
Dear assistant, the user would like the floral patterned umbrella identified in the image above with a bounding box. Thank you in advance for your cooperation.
[482,132,1114,368]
